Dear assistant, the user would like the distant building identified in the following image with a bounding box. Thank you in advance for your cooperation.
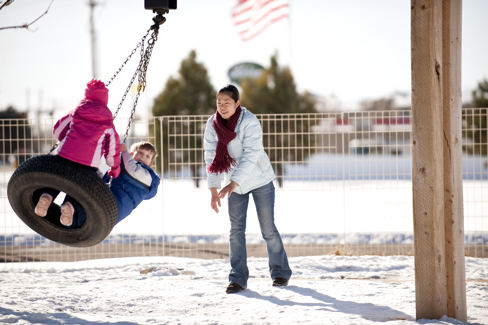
[313,93,346,113]
[360,91,412,111]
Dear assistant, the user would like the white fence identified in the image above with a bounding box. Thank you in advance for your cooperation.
[1,109,487,268]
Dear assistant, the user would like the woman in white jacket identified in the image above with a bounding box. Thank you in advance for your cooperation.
[204,84,292,294]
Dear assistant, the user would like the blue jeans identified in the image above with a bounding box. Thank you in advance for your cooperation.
[228,181,292,288]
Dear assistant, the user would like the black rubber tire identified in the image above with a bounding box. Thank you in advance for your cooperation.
[7,155,118,247]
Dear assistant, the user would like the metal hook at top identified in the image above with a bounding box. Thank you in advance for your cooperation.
[150,13,166,30]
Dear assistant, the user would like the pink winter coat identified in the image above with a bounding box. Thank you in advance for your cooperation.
[53,100,121,169]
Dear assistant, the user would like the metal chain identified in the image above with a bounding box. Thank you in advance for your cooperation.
[47,142,58,155]
[106,25,160,144]
[105,29,150,88]
[121,28,159,143]
[110,30,146,122]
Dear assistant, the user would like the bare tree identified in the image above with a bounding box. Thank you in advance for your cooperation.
[0,0,54,31]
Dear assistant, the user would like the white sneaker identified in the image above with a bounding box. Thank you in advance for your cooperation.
[34,193,53,217]
[60,202,75,227]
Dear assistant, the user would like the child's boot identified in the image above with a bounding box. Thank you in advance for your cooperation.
[34,193,53,217]
[60,202,75,227]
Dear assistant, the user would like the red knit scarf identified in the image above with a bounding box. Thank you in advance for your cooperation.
[207,106,242,174]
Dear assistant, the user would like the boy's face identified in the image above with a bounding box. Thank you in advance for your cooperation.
[131,148,154,167]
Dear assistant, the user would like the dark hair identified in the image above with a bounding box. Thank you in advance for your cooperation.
[217,84,240,102]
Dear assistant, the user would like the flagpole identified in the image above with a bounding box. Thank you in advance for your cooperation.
[288,0,293,73]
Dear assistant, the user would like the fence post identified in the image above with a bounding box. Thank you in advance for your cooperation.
[411,0,467,321]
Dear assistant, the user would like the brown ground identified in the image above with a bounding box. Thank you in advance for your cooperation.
[2,243,487,263]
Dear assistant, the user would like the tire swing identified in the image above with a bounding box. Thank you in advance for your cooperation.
[8,155,118,247]
[7,11,169,247]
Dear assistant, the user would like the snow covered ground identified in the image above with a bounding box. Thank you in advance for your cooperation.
[1,255,488,324]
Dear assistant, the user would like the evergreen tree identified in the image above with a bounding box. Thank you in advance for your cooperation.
[240,54,316,115]
[464,79,488,155]
[0,106,32,166]
[240,54,317,187]
[152,50,216,187]
[152,50,216,116]
[471,78,488,108]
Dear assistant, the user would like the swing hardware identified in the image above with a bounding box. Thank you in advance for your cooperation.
[145,0,177,12]
[105,11,167,143]
[150,13,166,30]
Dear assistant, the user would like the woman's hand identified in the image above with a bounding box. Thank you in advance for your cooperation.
[210,188,221,213]
[218,181,238,199]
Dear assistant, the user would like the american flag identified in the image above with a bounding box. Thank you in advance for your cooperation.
[232,0,289,41]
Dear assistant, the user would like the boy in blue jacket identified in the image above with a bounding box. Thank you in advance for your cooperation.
[102,141,160,225]
[58,141,160,228]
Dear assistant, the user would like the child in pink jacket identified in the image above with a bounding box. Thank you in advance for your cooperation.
[35,79,121,226]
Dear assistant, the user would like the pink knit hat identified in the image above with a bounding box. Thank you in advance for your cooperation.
[84,79,109,104]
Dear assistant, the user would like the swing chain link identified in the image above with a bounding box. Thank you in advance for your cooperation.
[47,142,58,155]
[109,29,149,122]
[120,26,159,144]
[105,29,150,89]
[105,20,160,144]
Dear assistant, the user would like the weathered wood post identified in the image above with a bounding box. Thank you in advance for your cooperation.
[411,0,467,321]
[441,1,467,321]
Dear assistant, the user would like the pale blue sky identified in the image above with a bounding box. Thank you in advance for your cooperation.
[0,0,487,116]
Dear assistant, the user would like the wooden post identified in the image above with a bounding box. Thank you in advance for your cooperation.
[411,0,446,319]
[411,0,467,321]
[442,0,467,320]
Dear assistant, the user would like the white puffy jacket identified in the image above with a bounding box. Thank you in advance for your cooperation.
[204,107,275,195]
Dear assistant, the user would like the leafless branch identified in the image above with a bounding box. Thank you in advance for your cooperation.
[0,0,54,31]
[0,0,15,11]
